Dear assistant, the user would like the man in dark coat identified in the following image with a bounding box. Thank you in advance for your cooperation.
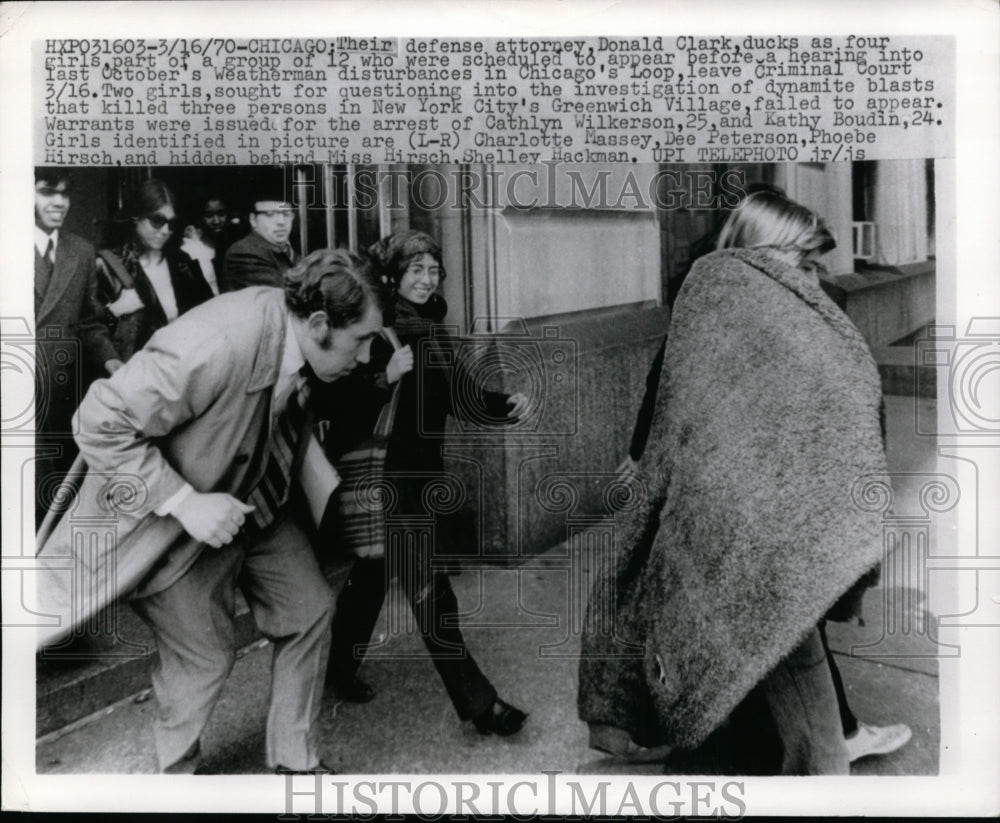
[32,168,115,528]
[221,193,298,290]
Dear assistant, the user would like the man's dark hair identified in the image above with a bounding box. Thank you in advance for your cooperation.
[243,179,288,215]
[35,167,72,188]
[284,248,386,329]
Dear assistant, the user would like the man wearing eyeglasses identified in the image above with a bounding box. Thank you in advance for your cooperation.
[222,193,298,291]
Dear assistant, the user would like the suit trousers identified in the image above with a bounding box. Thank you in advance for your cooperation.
[329,555,497,720]
[132,514,334,771]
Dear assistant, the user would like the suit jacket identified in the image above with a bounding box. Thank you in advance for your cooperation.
[34,231,116,437]
[95,241,215,363]
[222,231,297,291]
[35,287,307,648]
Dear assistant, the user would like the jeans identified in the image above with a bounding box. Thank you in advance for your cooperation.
[664,627,849,775]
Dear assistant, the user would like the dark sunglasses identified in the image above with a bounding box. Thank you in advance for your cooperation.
[144,214,181,231]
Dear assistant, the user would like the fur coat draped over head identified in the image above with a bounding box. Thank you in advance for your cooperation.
[577,248,889,751]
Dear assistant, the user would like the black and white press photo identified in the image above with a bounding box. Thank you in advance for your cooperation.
[2,2,997,817]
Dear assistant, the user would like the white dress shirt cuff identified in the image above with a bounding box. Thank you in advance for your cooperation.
[155,483,194,517]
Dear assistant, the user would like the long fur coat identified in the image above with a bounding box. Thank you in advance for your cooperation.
[577,248,888,750]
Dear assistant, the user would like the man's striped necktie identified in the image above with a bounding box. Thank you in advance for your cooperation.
[246,373,310,530]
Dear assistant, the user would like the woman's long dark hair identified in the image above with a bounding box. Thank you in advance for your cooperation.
[104,179,180,251]
[127,179,177,222]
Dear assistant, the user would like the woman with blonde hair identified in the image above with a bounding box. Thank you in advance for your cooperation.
[715,187,836,263]
[580,188,892,774]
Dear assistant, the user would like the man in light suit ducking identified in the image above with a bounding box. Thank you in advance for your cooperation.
[35,248,385,774]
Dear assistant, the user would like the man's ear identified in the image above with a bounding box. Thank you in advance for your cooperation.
[306,311,330,342]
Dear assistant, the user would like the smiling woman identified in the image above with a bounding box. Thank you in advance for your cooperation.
[314,229,531,737]
[396,251,441,304]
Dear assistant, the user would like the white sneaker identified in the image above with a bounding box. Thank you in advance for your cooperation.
[844,721,913,762]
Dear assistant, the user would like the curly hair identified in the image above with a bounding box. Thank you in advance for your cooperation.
[369,229,447,289]
[35,167,72,188]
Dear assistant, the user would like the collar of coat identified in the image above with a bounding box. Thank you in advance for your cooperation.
[243,286,291,394]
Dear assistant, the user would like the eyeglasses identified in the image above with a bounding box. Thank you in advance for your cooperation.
[405,265,441,281]
[254,208,295,219]
[144,214,181,231]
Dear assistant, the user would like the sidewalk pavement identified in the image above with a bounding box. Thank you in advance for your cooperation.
[35,396,941,776]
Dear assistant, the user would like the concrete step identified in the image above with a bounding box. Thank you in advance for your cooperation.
[36,560,353,737]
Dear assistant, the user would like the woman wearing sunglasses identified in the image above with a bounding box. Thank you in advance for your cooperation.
[92,178,214,373]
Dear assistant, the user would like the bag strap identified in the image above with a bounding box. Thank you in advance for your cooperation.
[97,249,136,290]
[382,327,402,351]
[373,327,403,437]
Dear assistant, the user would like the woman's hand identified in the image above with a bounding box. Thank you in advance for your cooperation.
[386,344,414,384]
[506,392,530,419]
[107,288,144,318]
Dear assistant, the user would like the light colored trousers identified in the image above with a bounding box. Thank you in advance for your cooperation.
[133,515,333,772]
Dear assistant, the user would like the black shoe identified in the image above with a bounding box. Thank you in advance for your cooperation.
[473,698,529,736]
[275,760,336,775]
[333,673,376,703]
